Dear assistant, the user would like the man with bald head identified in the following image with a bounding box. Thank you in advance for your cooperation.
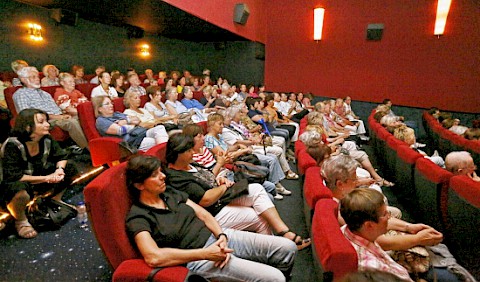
[445,151,479,181]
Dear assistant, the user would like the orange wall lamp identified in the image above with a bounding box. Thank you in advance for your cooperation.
[28,23,43,41]
[313,7,325,41]
[434,0,452,36]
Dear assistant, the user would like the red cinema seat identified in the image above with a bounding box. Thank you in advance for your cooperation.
[297,150,317,175]
[303,166,332,232]
[77,101,123,167]
[145,142,167,163]
[84,162,188,282]
[413,157,453,232]
[75,83,97,99]
[294,140,307,159]
[311,199,357,281]
[393,145,423,214]
[446,175,480,279]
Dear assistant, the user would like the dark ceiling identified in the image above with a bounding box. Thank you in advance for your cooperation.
[18,0,248,42]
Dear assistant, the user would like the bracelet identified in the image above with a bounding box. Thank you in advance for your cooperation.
[217,232,228,241]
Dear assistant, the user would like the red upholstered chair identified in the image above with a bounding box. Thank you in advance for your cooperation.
[192,91,203,101]
[446,175,480,279]
[311,199,357,281]
[413,157,453,232]
[374,125,391,167]
[299,117,308,134]
[384,135,406,179]
[303,166,332,232]
[84,162,189,282]
[5,86,70,141]
[297,149,317,175]
[77,101,123,167]
[145,142,167,162]
[294,140,307,159]
[75,83,97,99]
[393,145,423,214]
[197,121,208,134]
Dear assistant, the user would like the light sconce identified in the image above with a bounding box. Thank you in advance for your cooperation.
[140,44,150,57]
[434,0,452,36]
[28,23,43,41]
[313,8,325,41]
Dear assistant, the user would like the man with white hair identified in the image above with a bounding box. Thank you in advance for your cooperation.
[13,67,88,149]
[445,151,479,181]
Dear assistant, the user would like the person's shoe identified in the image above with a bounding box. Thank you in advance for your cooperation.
[359,135,370,141]
[275,183,292,195]
[414,142,426,148]
[68,145,84,155]
[273,194,284,200]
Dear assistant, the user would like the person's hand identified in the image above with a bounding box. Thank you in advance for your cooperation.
[62,114,71,120]
[216,151,227,166]
[45,172,64,183]
[414,228,443,246]
[204,239,233,269]
[356,178,375,187]
[406,223,431,234]
[116,120,128,126]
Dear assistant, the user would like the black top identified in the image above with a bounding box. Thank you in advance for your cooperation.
[126,188,211,250]
[247,109,276,132]
[2,136,68,182]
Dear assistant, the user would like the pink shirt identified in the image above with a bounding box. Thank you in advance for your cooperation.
[341,225,413,282]
[193,146,216,169]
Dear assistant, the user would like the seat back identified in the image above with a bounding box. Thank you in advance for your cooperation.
[4,86,21,117]
[312,199,357,281]
[77,101,102,141]
[145,142,167,162]
[297,149,317,175]
[303,166,332,232]
[447,175,480,279]
[414,157,453,232]
[393,145,423,212]
[84,163,139,268]
[75,83,97,99]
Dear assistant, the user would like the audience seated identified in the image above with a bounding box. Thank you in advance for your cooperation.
[13,67,89,149]
[71,64,88,85]
[111,72,126,97]
[11,60,29,87]
[125,154,298,281]
[163,133,311,250]
[143,85,178,125]
[142,68,157,85]
[89,65,105,84]
[92,96,165,152]
[463,119,480,140]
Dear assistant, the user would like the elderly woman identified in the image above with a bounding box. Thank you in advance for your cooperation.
[165,88,205,123]
[91,71,118,99]
[123,88,177,134]
[205,113,293,195]
[41,65,60,87]
[181,87,215,115]
[164,133,310,250]
[93,96,162,151]
[394,125,445,168]
[144,86,176,120]
[54,73,88,117]
[125,155,297,281]
[1,109,78,238]
[71,65,87,85]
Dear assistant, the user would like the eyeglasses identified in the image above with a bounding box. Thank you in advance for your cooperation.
[102,102,113,106]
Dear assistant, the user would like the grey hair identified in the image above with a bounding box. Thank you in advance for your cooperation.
[321,154,359,191]
[123,88,141,108]
[166,88,178,100]
[224,106,242,120]
[17,66,38,78]
[299,130,322,147]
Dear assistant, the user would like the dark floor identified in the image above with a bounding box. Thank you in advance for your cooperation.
[0,153,315,281]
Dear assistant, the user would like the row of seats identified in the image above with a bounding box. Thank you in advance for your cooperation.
[368,110,480,279]
[422,111,480,164]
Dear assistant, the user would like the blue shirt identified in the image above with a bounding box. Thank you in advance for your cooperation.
[181,98,205,110]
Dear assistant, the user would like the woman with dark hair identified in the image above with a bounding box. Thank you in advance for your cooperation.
[0,108,77,238]
[164,133,311,250]
[111,72,126,97]
[71,65,87,85]
[125,154,297,281]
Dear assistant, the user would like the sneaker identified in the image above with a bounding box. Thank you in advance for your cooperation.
[273,194,284,200]
[415,142,426,148]
[275,184,292,195]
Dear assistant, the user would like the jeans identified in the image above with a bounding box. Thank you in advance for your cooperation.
[255,153,286,184]
[187,228,297,282]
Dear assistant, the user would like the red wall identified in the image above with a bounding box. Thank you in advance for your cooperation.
[264,0,480,113]
[164,0,266,43]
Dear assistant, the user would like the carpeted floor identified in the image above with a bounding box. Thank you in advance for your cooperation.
[0,153,316,281]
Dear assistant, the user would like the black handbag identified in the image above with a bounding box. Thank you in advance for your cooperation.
[235,153,262,165]
[27,197,78,231]
[233,161,269,184]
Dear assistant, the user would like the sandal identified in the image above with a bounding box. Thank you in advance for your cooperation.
[286,171,299,180]
[377,178,395,187]
[15,221,38,239]
[277,230,311,251]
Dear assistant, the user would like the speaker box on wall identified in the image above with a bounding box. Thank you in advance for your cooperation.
[127,26,145,39]
[50,8,78,26]
[366,23,384,41]
[234,3,250,25]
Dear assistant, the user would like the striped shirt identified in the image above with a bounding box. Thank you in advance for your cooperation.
[192,146,216,169]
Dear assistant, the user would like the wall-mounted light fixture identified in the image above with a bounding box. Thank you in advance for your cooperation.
[434,0,452,36]
[313,8,325,41]
[28,23,43,41]
[140,44,150,57]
